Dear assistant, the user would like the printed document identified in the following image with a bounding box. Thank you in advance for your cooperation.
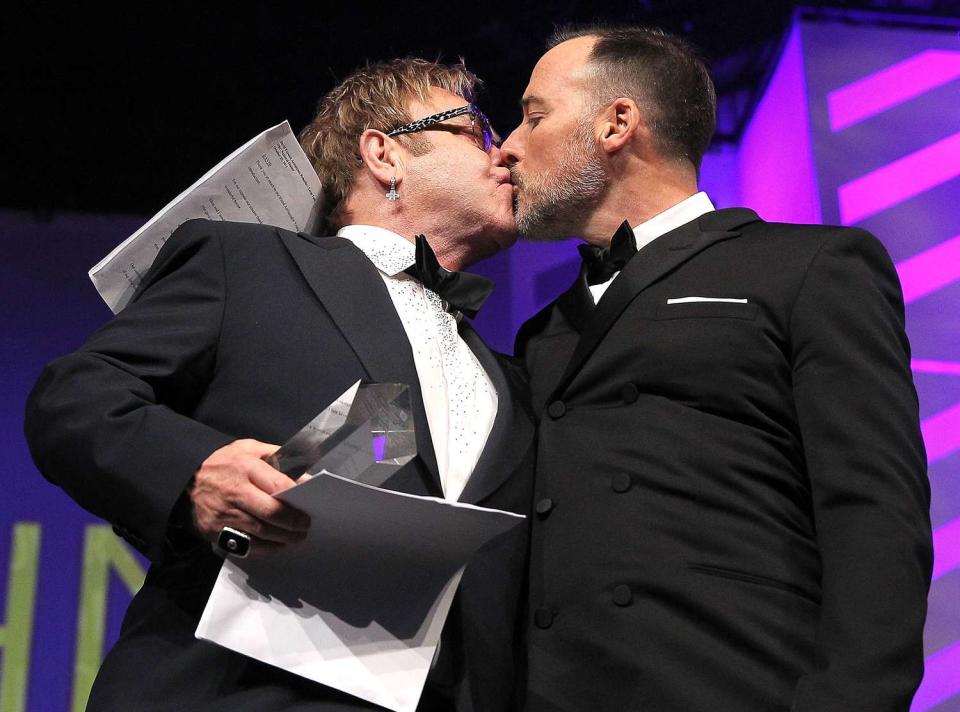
[196,471,525,712]
[89,121,322,312]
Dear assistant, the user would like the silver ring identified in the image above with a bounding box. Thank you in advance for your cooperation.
[217,526,251,558]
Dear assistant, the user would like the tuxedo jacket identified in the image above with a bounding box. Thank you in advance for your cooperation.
[515,208,931,712]
[25,219,534,712]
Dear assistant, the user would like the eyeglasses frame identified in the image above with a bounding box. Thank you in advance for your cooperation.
[386,104,498,152]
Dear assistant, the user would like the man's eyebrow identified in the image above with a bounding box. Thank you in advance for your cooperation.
[520,95,545,109]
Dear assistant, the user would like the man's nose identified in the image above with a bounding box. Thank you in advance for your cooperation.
[498,128,522,166]
[488,143,506,167]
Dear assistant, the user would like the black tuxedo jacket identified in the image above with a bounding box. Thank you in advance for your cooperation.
[25,219,535,712]
[515,209,931,712]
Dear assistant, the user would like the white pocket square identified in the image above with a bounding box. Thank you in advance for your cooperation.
[666,297,749,304]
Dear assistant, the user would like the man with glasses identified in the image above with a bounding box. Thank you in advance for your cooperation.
[25,58,531,711]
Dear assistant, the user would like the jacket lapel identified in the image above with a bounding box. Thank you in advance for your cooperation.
[550,208,761,401]
[555,264,595,333]
[278,230,441,491]
[456,323,534,505]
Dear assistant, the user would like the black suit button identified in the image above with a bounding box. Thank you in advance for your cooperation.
[620,382,639,404]
[547,401,566,419]
[611,473,632,493]
[535,498,554,517]
[534,606,555,629]
[612,584,633,607]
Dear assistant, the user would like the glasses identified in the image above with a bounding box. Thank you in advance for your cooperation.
[387,104,498,152]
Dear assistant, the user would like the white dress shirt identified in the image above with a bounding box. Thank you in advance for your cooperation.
[337,224,498,502]
[589,192,716,303]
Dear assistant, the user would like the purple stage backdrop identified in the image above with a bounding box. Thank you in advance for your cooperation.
[2,11,958,711]
[741,15,960,711]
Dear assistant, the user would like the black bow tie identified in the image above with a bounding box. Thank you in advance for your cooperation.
[404,235,494,319]
[578,220,638,286]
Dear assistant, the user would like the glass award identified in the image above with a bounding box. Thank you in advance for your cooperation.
[266,380,416,487]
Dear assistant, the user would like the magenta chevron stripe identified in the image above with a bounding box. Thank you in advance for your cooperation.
[911,360,960,376]
[911,641,960,711]
[838,131,960,225]
[829,50,960,132]
[933,518,960,581]
[896,234,960,304]
[922,402,960,465]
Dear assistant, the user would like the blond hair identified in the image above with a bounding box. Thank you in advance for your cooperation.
[300,58,480,231]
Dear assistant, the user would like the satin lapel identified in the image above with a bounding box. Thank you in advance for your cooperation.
[457,324,534,505]
[550,209,760,401]
[278,230,441,490]
[555,264,595,333]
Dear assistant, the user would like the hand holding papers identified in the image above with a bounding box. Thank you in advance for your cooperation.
[196,382,525,712]
[90,121,323,312]
[199,473,523,712]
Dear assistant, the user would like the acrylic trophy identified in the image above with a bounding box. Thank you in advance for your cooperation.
[266,380,416,487]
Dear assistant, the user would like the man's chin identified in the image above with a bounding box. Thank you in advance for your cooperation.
[489,222,519,251]
[500,227,520,248]
[518,229,573,243]
[471,222,519,262]
[515,214,577,243]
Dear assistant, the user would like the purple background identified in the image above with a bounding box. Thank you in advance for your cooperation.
[2,12,958,710]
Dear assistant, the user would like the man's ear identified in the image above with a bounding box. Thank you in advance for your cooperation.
[597,98,646,155]
[358,129,405,188]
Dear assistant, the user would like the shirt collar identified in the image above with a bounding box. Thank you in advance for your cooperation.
[631,191,715,251]
[336,224,416,277]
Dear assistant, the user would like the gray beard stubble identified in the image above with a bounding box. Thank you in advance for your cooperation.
[511,121,608,242]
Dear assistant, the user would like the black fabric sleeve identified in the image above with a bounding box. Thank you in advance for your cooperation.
[788,228,932,711]
[24,219,236,561]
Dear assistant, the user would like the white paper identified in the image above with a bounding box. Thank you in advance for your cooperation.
[89,121,323,312]
[196,471,525,712]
